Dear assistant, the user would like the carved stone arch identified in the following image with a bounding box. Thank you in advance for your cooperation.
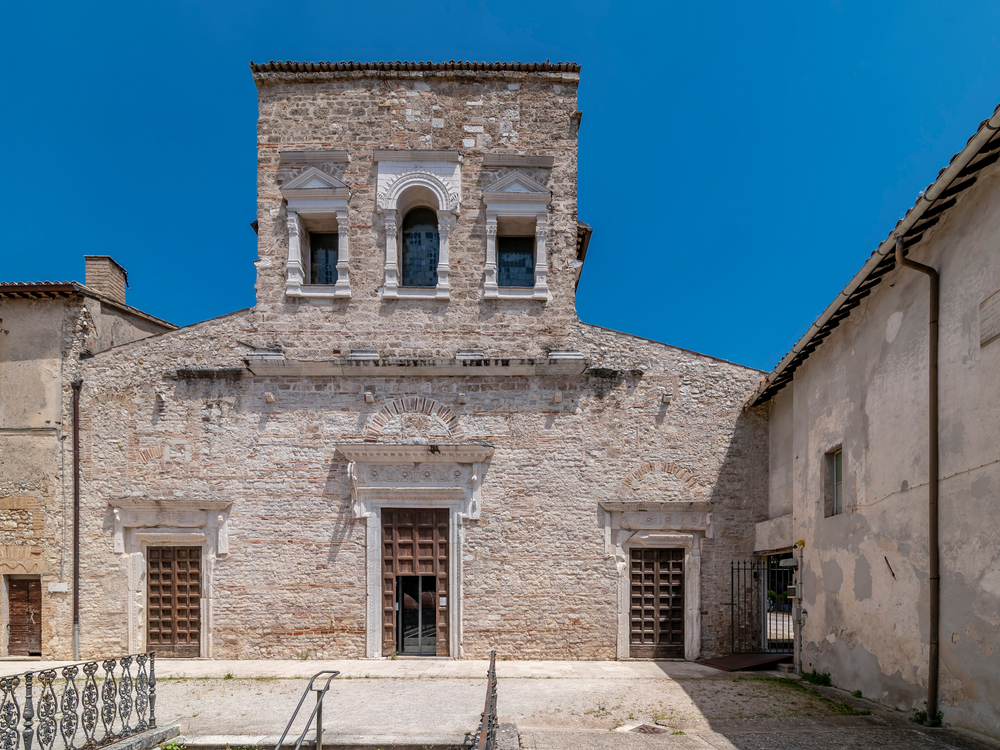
[377,171,459,214]
[620,460,707,500]
[364,397,467,443]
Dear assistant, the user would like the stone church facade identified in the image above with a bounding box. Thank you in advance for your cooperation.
[68,61,768,661]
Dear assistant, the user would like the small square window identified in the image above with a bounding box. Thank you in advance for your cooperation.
[824,448,843,517]
[309,232,339,285]
[497,236,535,287]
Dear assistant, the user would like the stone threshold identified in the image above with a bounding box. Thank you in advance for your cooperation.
[106,725,180,750]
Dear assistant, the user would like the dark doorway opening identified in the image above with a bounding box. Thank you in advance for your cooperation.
[397,575,438,655]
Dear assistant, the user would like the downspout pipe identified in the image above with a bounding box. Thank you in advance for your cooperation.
[894,235,940,725]
[72,378,82,661]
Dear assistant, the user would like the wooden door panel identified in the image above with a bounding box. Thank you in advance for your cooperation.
[147,546,201,658]
[8,579,42,656]
[629,548,684,658]
[382,509,449,656]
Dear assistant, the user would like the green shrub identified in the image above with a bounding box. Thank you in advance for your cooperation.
[911,702,943,726]
[801,670,832,686]
[852,690,863,698]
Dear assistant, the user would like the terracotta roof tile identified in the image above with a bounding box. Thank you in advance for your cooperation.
[250,60,580,74]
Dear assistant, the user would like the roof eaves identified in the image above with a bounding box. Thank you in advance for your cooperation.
[0,281,176,329]
[249,60,581,75]
[748,102,1000,407]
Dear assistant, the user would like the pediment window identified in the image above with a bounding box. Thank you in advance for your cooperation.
[280,166,351,299]
[482,171,551,301]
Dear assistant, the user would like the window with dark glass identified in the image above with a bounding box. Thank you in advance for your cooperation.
[497,236,535,287]
[401,208,439,287]
[824,447,844,517]
[309,232,339,285]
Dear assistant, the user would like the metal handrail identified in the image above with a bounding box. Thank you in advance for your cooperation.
[474,651,498,750]
[274,669,340,750]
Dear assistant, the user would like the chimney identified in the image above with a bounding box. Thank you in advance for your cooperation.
[84,256,128,305]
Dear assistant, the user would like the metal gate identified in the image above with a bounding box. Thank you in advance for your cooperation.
[731,557,793,654]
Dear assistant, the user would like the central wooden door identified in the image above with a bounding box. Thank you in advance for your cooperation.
[8,579,42,656]
[147,546,202,657]
[382,509,449,656]
[629,548,685,658]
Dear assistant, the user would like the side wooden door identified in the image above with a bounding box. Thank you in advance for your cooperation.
[147,546,202,657]
[629,548,685,658]
[382,509,449,656]
[8,579,42,656]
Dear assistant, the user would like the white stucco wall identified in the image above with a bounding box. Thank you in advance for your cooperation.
[767,160,1000,737]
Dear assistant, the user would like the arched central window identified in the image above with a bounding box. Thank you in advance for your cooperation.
[401,208,440,287]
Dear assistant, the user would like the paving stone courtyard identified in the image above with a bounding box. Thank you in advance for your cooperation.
[3,659,992,749]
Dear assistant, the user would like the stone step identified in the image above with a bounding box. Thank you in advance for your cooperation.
[170,734,467,750]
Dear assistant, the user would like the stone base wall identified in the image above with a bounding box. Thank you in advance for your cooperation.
[74,314,768,661]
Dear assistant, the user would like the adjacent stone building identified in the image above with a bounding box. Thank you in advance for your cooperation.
[0,257,174,657]
[66,61,769,663]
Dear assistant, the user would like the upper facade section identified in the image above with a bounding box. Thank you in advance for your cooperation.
[251,61,585,340]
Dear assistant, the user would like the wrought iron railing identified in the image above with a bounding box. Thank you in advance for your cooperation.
[0,653,156,750]
[472,650,498,750]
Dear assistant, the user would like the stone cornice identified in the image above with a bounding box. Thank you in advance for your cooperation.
[482,154,555,168]
[599,501,711,513]
[337,444,493,464]
[109,499,233,510]
[245,356,587,377]
[373,149,462,163]
[279,150,350,164]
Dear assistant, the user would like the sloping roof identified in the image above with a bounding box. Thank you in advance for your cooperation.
[250,60,580,74]
[0,281,177,329]
[749,103,1000,406]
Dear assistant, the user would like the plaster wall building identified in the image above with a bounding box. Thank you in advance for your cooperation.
[751,108,1000,737]
[71,62,770,663]
[0,258,174,657]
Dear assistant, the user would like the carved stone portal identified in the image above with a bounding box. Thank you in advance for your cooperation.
[111,499,231,658]
[600,501,710,661]
[340,443,492,658]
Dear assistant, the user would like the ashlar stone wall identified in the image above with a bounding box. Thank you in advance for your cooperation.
[71,67,768,661]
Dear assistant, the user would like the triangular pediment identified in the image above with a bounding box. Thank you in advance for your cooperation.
[281,166,348,192]
[484,170,550,196]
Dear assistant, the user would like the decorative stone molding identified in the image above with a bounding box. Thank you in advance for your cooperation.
[0,545,47,574]
[111,498,232,658]
[338,443,493,658]
[280,166,351,299]
[482,171,551,301]
[376,170,460,214]
[363,397,466,443]
[375,155,462,300]
[618,460,708,501]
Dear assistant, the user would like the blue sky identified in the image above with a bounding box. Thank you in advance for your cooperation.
[3,1,999,371]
